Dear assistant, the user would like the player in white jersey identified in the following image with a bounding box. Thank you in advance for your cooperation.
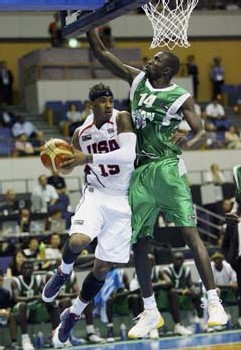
[42,83,136,347]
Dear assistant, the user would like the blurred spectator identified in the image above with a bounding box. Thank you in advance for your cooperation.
[11,260,60,350]
[0,272,18,350]
[45,233,62,260]
[0,189,20,215]
[0,60,14,105]
[98,23,114,48]
[23,237,39,259]
[12,115,38,139]
[31,174,58,213]
[47,170,67,194]
[47,170,72,221]
[0,107,16,127]
[210,57,225,99]
[225,125,241,149]
[7,249,27,277]
[164,252,204,326]
[45,208,66,233]
[13,133,34,157]
[205,98,230,131]
[18,208,31,233]
[205,98,225,121]
[205,163,225,185]
[226,1,240,10]
[211,252,237,306]
[31,130,45,155]
[186,55,199,99]
[204,122,223,149]
[62,102,88,137]
[80,100,92,121]
[48,12,64,47]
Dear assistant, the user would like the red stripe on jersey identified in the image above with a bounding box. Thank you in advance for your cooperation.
[78,122,95,138]
[79,120,114,138]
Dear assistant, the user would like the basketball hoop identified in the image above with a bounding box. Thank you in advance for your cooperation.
[142,0,198,50]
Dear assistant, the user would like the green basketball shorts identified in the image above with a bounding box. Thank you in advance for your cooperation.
[129,156,196,244]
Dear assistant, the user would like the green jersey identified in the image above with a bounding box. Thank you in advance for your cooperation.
[13,274,42,302]
[165,264,191,289]
[130,72,191,165]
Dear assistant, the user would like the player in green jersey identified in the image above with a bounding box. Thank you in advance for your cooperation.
[87,29,228,338]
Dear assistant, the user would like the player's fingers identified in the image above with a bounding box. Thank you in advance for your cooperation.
[59,159,73,168]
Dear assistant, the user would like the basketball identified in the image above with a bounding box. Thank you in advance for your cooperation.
[40,138,74,175]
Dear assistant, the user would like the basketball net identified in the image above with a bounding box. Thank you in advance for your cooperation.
[142,0,198,50]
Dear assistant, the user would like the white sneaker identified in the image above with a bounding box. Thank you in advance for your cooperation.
[21,335,34,350]
[128,309,164,339]
[87,333,105,343]
[174,324,193,336]
[52,326,65,348]
[149,328,159,339]
[207,301,229,327]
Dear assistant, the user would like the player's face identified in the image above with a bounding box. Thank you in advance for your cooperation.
[213,258,223,270]
[21,262,34,277]
[92,96,114,121]
[145,52,168,79]
[173,257,184,270]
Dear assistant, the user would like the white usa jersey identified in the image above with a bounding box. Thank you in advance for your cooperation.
[77,109,134,195]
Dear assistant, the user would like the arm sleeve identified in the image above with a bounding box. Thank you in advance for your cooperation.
[92,132,136,165]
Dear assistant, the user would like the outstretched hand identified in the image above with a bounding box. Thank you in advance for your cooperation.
[225,212,240,225]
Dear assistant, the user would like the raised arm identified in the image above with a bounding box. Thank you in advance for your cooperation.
[181,97,206,149]
[87,29,141,85]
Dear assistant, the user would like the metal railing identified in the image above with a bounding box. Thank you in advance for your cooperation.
[0,176,82,194]
[195,204,225,245]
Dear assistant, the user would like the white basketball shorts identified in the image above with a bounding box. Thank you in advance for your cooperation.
[69,186,132,263]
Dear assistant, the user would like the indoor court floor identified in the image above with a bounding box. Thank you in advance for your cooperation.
[49,330,241,350]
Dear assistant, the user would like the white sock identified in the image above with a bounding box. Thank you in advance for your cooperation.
[70,297,88,316]
[86,324,95,334]
[60,261,74,275]
[207,289,219,303]
[143,294,157,310]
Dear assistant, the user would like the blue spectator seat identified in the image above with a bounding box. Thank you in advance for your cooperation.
[64,100,83,117]
[114,99,122,110]
[0,127,13,156]
[212,118,232,131]
[216,131,225,144]
[236,84,241,102]
[45,100,64,111]
[114,99,130,111]
[120,98,130,110]
[45,101,65,125]
[221,84,237,106]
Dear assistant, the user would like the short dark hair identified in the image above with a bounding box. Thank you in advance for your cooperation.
[163,52,180,78]
[89,83,113,101]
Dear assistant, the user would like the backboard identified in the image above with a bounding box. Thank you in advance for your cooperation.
[60,0,148,38]
[0,0,105,11]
